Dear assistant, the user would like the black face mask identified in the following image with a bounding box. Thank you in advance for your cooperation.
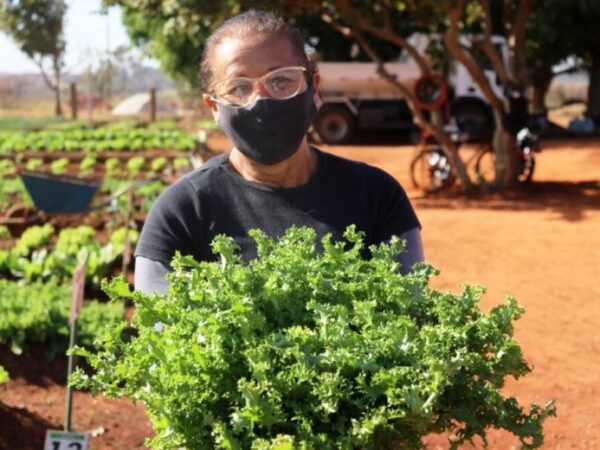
[215,85,317,165]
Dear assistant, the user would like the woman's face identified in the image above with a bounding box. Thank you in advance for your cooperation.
[203,32,320,113]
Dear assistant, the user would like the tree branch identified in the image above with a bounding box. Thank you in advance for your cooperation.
[380,0,392,34]
[320,12,426,127]
[332,0,431,74]
[511,0,533,86]
[477,0,510,86]
[442,0,504,112]
[33,56,58,92]
[340,20,473,191]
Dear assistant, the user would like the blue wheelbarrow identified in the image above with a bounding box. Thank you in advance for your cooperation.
[2,170,156,236]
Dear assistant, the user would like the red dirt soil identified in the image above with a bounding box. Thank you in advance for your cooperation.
[1,137,599,449]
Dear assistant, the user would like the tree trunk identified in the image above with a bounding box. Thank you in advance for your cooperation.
[586,57,600,126]
[54,86,63,117]
[532,73,553,113]
[492,110,520,189]
[428,108,473,191]
[53,54,63,117]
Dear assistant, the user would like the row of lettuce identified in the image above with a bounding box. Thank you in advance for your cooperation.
[0,126,199,154]
[0,224,138,286]
[1,153,193,177]
[0,223,140,384]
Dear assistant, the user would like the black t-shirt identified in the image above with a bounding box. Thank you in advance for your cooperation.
[135,149,420,265]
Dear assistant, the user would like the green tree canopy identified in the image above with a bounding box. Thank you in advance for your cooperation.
[526,0,600,120]
[103,0,406,88]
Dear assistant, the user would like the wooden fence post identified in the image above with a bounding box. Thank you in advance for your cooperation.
[70,83,78,120]
[150,88,157,122]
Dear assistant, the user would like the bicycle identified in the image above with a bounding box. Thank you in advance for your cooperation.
[410,125,540,194]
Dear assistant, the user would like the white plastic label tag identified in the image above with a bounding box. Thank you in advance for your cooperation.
[44,430,89,450]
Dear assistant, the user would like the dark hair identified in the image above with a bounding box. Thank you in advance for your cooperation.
[199,10,312,92]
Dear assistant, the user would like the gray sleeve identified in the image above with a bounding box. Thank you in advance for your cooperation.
[134,256,170,295]
[397,227,425,275]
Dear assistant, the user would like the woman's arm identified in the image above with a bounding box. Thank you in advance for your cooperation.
[134,256,170,295]
[397,227,425,275]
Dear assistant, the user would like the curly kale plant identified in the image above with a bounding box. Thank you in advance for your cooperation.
[71,226,555,449]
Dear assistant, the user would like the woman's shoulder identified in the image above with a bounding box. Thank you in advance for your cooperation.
[150,152,230,207]
[180,152,230,187]
[316,148,401,187]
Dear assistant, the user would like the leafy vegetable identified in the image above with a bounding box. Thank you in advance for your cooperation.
[173,156,192,171]
[3,225,136,287]
[0,365,9,384]
[0,279,122,358]
[105,157,122,178]
[0,225,10,239]
[134,180,167,213]
[126,156,146,176]
[25,158,43,171]
[0,159,16,176]
[79,155,97,177]
[11,223,54,257]
[50,157,70,175]
[150,156,168,172]
[0,177,32,210]
[109,226,140,254]
[72,226,555,449]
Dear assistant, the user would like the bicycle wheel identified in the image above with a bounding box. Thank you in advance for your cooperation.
[410,148,455,194]
[474,148,495,186]
[476,150,536,185]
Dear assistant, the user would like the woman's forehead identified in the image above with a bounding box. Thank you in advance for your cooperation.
[212,33,302,79]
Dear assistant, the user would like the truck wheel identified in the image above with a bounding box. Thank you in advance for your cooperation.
[313,105,355,144]
[453,101,493,139]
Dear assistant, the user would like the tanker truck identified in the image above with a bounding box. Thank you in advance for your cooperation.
[312,34,508,144]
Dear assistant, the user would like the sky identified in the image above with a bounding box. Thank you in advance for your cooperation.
[0,0,157,74]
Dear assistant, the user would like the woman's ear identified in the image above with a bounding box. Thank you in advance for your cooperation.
[203,94,219,120]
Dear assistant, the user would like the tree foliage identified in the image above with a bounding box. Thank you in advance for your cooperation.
[0,0,67,116]
[526,0,600,120]
[103,0,391,88]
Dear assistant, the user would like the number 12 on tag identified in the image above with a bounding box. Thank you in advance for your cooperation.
[44,430,89,450]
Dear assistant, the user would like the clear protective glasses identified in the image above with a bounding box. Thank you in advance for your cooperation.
[209,66,309,108]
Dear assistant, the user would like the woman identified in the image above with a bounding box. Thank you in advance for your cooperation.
[135,10,423,294]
